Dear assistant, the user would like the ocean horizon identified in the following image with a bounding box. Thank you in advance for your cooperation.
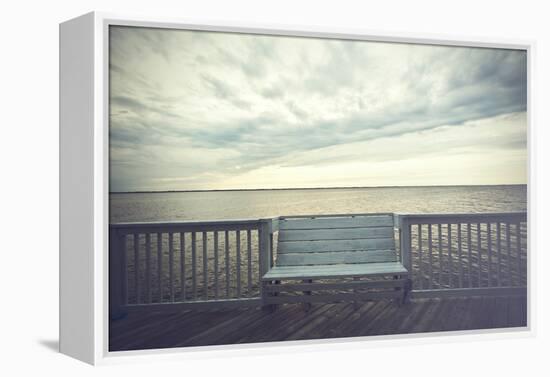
[110,184,527,223]
[110,183,526,194]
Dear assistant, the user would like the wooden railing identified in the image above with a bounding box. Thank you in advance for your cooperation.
[110,212,527,317]
[397,212,527,298]
[109,218,272,317]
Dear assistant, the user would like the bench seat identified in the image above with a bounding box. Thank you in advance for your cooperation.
[262,262,407,281]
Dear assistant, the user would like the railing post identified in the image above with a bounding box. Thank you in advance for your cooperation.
[398,215,413,301]
[399,217,412,274]
[259,219,273,308]
[109,228,127,320]
[270,217,279,268]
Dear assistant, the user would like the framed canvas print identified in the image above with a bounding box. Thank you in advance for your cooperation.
[59,12,532,365]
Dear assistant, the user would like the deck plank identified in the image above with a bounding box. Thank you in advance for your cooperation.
[507,296,526,328]
[353,300,396,336]
[110,295,527,351]
[237,304,309,343]
[284,303,343,341]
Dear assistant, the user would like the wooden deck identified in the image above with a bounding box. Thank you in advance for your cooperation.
[109,295,527,351]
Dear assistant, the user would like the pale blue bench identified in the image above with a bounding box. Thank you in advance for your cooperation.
[261,214,411,310]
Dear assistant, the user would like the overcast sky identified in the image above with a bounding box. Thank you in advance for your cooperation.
[109,26,527,192]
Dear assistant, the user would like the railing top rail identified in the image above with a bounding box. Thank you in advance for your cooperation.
[111,218,273,227]
[279,212,395,219]
[110,217,275,234]
[396,211,527,225]
[110,211,527,234]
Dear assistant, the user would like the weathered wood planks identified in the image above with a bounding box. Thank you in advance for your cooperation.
[109,296,527,351]
[277,238,396,254]
[278,226,394,242]
[263,261,407,280]
[279,215,394,230]
[276,249,397,266]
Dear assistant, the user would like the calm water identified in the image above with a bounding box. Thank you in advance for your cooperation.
[110,185,527,223]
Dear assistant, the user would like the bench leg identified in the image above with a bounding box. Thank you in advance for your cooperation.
[303,279,312,311]
[393,275,402,306]
[391,275,411,307]
[262,280,278,313]
[353,277,360,309]
[271,280,280,312]
[402,278,413,305]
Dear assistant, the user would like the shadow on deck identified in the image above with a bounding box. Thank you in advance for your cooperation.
[109,295,527,351]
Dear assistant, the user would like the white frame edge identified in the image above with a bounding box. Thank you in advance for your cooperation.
[59,11,535,365]
[59,12,96,364]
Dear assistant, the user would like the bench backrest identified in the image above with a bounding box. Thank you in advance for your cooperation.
[276,214,397,267]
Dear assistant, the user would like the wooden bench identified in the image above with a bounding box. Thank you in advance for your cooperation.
[261,214,411,310]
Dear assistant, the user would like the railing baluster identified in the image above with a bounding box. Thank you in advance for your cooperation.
[487,223,492,287]
[146,233,151,303]
[180,232,185,301]
[437,224,442,288]
[496,222,502,287]
[467,223,472,288]
[169,232,174,302]
[448,224,452,288]
[236,230,241,298]
[477,223,482,287]
[247,229,252,296]
[428,224,433,289]
[270,233,274,267]
[516,223,522,286]
[203,232,208,300]
[457,223,463,288]
[225,230,230,297]
[134,233,140,304]
[214,231,219,300]
[157,232,162,302]
[192,232,197,299]
[122,235,128,306]
[506,222,511,286]
[418,224,423,290]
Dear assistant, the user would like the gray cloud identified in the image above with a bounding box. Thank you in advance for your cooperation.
[109,26,527,191]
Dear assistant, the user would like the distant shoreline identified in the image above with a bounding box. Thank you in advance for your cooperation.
[110,183,527,195]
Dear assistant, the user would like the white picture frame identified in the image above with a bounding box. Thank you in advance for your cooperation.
[59,11,534,365]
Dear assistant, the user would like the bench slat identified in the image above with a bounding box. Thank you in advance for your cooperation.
[262,262,407,280]
[278,238,395,254]
[276,250,397,266]
[279,215,393,230]
[278,226,394,242]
